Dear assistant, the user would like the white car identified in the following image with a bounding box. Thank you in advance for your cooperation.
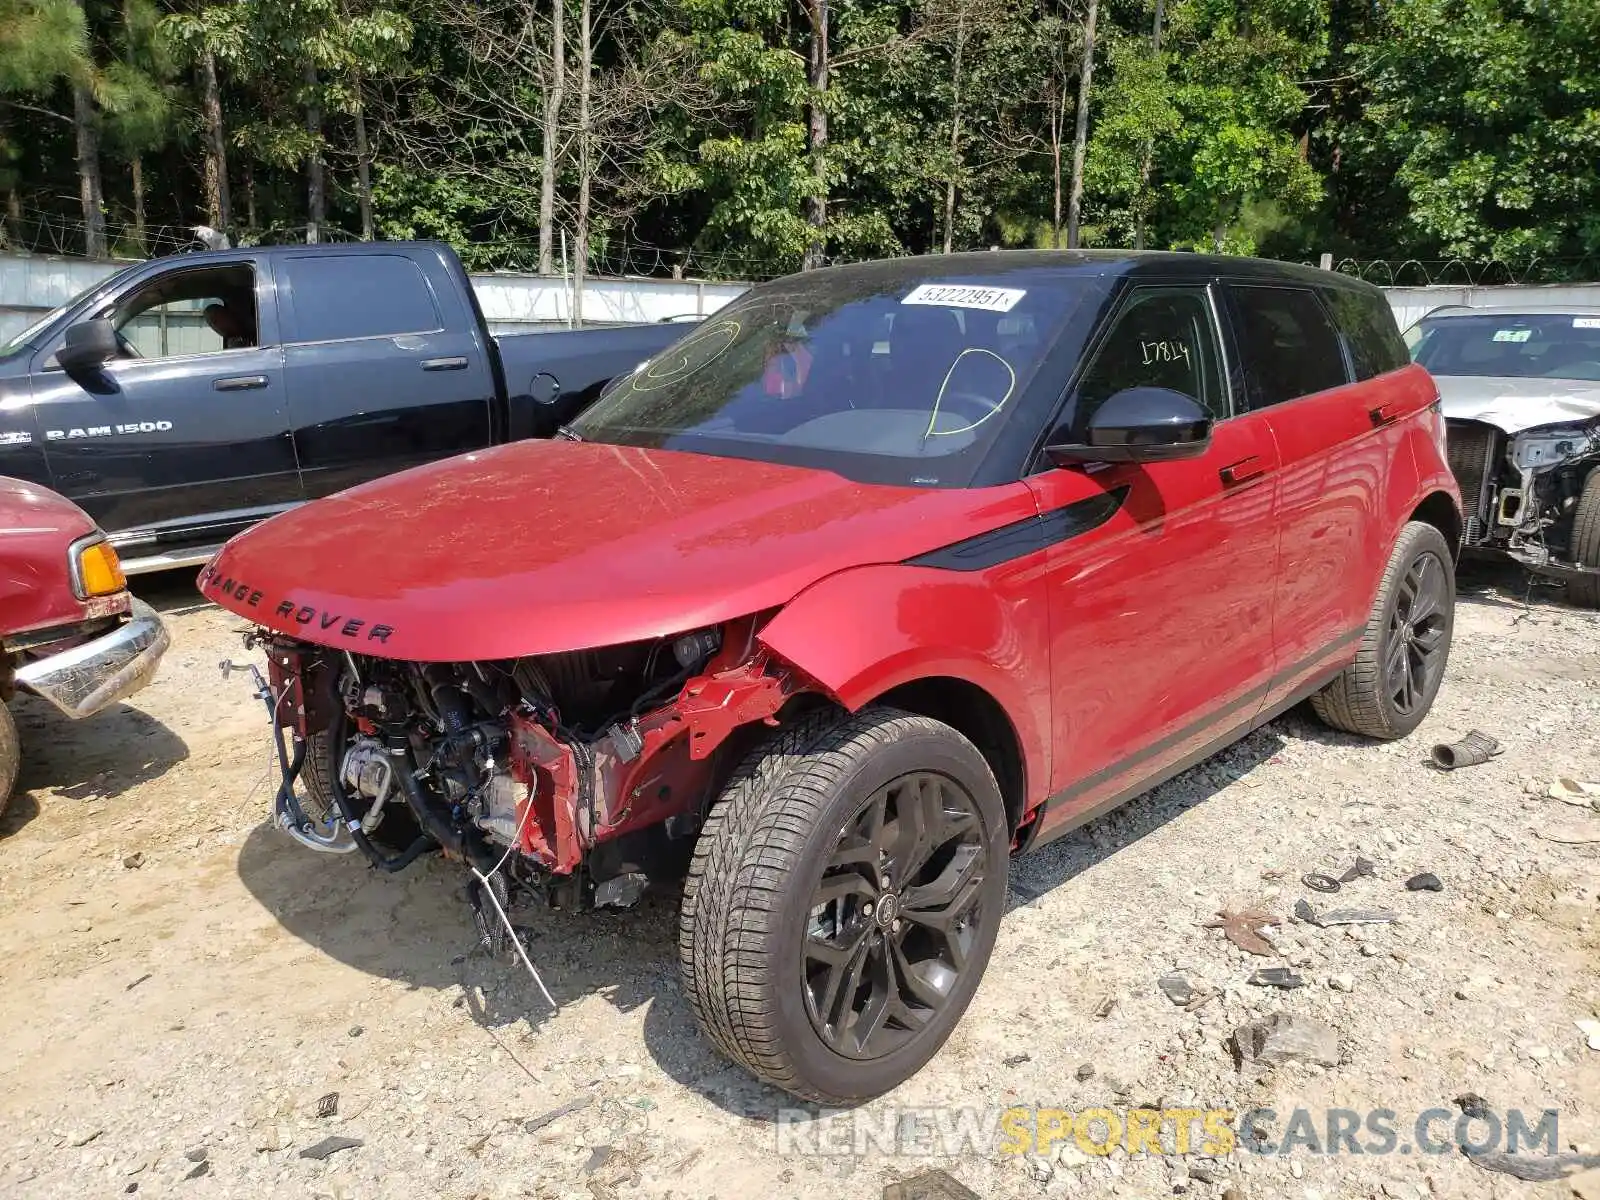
[1407,304,1600,606]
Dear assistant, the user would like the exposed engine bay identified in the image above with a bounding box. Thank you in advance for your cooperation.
[1446,415,1600,579]
[239,617,795,948]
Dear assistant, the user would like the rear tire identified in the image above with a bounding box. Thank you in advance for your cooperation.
[0,702,18,820]
[1567,468,1600,609]
[678,706,1009,1104]
[1311,520,1454,739]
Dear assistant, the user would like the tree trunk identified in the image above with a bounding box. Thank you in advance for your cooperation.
[538,0,566,275]
[304,62,324,243]
[1065,0,1098,249]
[573,0,592,324]
[1133,0,1164,250]
[941,4,967,256]
[1049,81,1063,247]
[71,70,106,258]
[353,70,374,241]
[0,107,16,248]
[243,159,257,231]
[802,0,829,271]
[199,49,231,233]
[130,155,145,254]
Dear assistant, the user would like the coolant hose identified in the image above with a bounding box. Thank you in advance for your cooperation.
[272,721,312,828]
[1431,729,1502,770]
[386,733,500,874]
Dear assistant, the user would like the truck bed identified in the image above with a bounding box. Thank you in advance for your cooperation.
[493,322,691,439]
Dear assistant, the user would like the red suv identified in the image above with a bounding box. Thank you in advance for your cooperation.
[201,251,1460,1103]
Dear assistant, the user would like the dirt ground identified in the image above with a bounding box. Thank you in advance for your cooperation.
[2,563,1597,1200]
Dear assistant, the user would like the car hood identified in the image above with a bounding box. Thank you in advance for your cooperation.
[1438,376,1600,435]
[198,439,1035,661]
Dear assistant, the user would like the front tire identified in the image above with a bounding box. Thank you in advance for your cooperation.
[678,707,1009,1104]
[0,702,18,819]
[1311,520,1454,739]
[1566,468,1600,609]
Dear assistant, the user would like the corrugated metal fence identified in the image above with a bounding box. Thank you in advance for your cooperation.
[6,251,1600,345]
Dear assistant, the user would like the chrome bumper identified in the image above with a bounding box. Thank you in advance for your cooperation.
[15,599,170,719]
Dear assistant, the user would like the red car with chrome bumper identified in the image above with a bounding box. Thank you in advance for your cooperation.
[0,476,169,812]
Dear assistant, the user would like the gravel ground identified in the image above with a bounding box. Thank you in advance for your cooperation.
[1,563,1597,1200]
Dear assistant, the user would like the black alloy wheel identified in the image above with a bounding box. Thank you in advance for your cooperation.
[678,707,1009,1104]
[1310,519,1455,740]
[1384,549,1450,716]
[803,771,986,1060]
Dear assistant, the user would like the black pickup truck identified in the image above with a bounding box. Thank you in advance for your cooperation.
[0,241,693,573]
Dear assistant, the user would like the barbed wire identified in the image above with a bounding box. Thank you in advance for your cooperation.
[0,212,370,260]
[1331,256,1600,287]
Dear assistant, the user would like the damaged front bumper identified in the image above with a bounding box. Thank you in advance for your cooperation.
[15,598,170,718]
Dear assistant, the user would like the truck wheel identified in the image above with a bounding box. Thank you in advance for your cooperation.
[678,706,1009,1104]
[0,703,18,820]
[1567,469,1600,609]
[1311,520,1454,740]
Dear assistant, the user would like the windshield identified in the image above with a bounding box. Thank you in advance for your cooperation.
[1409,313,1600,382]
[569,268,1089,486]
[0,273,124,360]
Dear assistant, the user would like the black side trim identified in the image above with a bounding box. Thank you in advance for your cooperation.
[1019,626,1364,852]
[908,486,1129,572]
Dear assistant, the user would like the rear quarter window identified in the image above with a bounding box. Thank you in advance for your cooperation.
[283,254,442,343]
[1323,287,1409,379]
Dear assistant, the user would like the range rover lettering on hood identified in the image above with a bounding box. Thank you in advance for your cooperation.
[198,564,395,643]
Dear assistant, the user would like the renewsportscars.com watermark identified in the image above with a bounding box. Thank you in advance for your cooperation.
[775,1105,1561,1160]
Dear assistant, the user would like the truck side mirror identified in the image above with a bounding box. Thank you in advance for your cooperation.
[1045,386,1213,466]
[57,318,120,373]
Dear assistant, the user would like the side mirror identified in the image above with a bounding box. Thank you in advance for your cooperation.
[1045,386,1212,466]
[57,318,119,373]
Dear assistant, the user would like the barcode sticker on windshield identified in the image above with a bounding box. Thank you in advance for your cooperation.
[1574,317,1600,329]
[902,283,1026,313]
[1492,329,1532,342]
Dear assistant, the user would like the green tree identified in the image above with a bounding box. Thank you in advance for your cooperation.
[1350,0,1600,262]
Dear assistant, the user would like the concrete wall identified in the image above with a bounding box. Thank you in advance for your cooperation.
[1383,284,1600,333]
[0,251,748,343]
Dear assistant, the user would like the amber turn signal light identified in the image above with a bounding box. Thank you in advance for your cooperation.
[74,539,127,598]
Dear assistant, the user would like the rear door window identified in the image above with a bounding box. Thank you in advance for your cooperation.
[1071,285,1227,434]
[1229,285,1351,409]
[1322,288,1408,379]
[283,254,441,343]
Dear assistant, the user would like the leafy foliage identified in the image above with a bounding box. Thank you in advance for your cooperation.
[0,0,1596,274]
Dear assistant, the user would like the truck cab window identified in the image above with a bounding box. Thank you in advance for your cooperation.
[110,264,259,359]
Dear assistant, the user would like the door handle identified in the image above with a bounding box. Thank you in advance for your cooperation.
[421,356,469,372]
[1220,456,1267,486]
[214,375,269,391]
[1369,402,1402,427]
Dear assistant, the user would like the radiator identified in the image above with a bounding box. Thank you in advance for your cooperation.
[1445,420,1500,544]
